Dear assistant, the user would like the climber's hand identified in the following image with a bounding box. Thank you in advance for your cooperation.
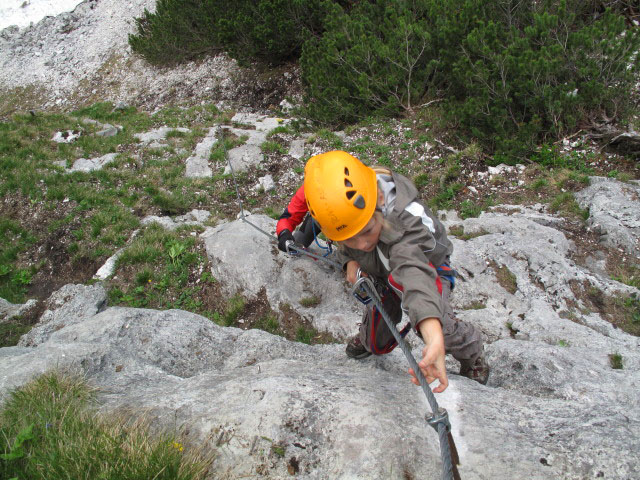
[278,230,296,253]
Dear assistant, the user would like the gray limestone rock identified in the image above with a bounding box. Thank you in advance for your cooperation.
[17,283,107,346]
[134,127,190,145]
[96,123,119,137]
[253,174,275,192]
[223,127,265,174]
[1,287,638,479]
[0,297,37,323]
[52,129,81,143]
[185,126,217,178]
[222,114,290,174]
[67,152,119,172]
[574,177,640,257]
[288,139,305,159]
[2,180,640,479]
[141,209,211,231]
[93,249,124,280]
[202,214,360,340]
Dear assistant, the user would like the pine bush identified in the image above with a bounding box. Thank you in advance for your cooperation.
[128,0,334,65]
[446,1,640,159]
[300,0,639,157]
[300,0,444,125]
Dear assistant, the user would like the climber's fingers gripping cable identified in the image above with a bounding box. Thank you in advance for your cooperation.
[277,230,297,254]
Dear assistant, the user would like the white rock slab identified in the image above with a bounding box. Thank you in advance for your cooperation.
[185,126,217,178]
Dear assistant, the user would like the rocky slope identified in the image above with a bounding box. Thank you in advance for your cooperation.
[0,0,298,115]
[2,182,640,478]
[1,1,640,479]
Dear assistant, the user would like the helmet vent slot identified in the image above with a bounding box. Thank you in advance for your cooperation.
[346,190,356,200]
[344,179,353,187]
[344,167,349,176]
[353,195,366,209]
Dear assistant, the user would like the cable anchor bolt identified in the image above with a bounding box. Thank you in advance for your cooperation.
[425,407,451,433]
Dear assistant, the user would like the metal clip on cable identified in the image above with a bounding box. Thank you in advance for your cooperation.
[285,239,299,256]
[426,407,451,433]
[352,270,373,305]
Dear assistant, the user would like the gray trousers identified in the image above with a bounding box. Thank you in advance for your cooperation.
[358,277,483,363]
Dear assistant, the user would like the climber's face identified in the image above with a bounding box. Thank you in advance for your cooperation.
[342,212,383,252]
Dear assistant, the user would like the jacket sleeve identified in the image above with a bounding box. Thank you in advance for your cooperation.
[387,213,444,330]
[276,185,308,236]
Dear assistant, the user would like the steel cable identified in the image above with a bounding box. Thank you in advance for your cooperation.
[354,277,461,480]
[221,128,459,479]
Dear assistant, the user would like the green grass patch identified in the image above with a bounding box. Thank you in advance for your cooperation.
[611,264,640,289]
[459,200,483,219]
[0,371,211,480]
[531,145,596,174]
[490,261,517,295]
[295,326,317,344]
[260,140,287,155]
[448,226,490,241]
[0,319,32,348]
[0,218,37,302]
[548,192,589,221]
[208,294,246,327]
[299,296,321,308]
[609,353,624,369]
[254,313,280,335]
[462,301,486,310]
[109,224,208,311]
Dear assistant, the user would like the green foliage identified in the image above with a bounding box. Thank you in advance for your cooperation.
[300,296,321,308]
[531,144,595,173]
[459,200,483,219]
[0,372,210,480]
[0,319,33,348]
[447,2,639,158]
[129,0,333,65]
[0,218,36,302]
[609,353,623,369]
[255,314,280,334]
[295,326,315,344]
[300,0,639,155]
[301,0,441,125]
[218,295,246,327]
[260,140,287,155]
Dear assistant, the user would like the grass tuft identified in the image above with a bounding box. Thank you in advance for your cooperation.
[609,353,624,369]
[0,371,211,480]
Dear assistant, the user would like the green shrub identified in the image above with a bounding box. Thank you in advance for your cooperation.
[300,0,639,156]
[445,2,639,158]
[129,0,334,65]
[301,0,442,125]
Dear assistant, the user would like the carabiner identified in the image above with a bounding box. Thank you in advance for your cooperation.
[351,271,375,305]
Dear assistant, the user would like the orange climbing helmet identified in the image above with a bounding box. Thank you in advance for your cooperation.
[304,151,377,241]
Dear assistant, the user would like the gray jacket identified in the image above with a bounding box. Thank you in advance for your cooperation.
[337,171,453,327]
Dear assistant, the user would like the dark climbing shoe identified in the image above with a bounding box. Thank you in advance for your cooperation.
[345,335,372,359]
[459,355,490,385]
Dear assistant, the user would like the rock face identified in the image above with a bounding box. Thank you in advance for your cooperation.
[575,177,640,258]
[2,180,639,479]
[0,0,298,112]
[0,278,637,479]
[202,214,361,340]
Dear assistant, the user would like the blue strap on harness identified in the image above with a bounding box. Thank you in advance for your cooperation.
[312,219,333,256]
[436,264,456,290]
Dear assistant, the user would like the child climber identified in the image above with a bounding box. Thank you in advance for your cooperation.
[300,150,489,389]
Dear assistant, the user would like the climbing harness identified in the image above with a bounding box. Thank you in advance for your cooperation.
[221,129,458,478]
[352,275,462,480]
